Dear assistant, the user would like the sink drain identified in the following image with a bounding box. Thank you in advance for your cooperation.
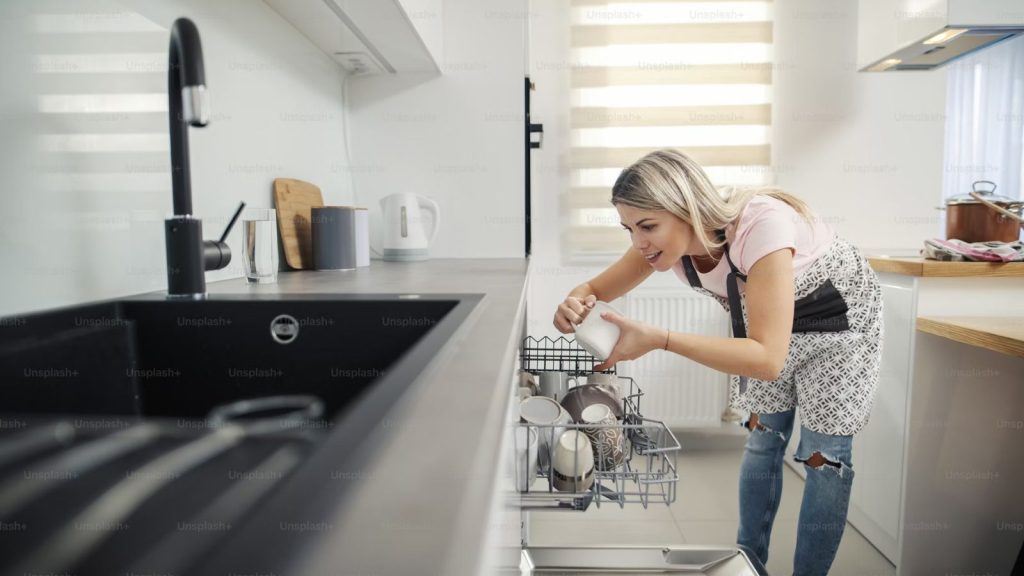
[269,314,299,344]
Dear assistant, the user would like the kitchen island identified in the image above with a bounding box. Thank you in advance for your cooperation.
[202,259,531,575]
[846,256,1024,573]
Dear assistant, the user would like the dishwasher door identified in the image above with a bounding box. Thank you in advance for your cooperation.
[523,545,769,575]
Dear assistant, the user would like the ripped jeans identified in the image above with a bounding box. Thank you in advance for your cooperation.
[737,409,854,576]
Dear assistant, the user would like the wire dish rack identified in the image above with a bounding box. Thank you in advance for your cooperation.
[517,337,681,511]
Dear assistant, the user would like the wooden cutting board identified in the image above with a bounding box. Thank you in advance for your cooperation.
[273,178,324,269]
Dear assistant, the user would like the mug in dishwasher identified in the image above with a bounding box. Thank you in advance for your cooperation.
[581,403,624,471]
[552,430,594,493]
[513,426,538,492]
[519,396,569,473]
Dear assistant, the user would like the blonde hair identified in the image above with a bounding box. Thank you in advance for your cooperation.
[611,149,813,257]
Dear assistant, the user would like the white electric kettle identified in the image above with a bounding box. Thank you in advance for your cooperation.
[378,193,440,261]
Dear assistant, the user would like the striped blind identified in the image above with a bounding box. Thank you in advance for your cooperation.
[32,11,171,201]
[566,0,775,257]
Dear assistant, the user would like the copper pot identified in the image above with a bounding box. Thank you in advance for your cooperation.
[943,181,1024,243]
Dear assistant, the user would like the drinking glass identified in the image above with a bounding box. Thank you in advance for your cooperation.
[242,208,278,284]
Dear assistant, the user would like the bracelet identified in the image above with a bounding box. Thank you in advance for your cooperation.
[663,329,671,351]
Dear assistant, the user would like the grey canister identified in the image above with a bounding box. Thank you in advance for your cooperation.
[312,206,357,271]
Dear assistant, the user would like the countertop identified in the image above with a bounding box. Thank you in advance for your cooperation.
[867,256,1024,277]
[916,316,1024,359]
[206,259,530,575]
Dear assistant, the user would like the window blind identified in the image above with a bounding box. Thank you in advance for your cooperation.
[566,0,775,258]
[32,11,170,193]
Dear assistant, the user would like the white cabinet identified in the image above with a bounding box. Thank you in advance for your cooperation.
[396,0,442,67]
[263,0,441,73]
[846,274,915,563]
[784,274,912,564]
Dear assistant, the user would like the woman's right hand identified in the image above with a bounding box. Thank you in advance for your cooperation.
[553,294,597,334]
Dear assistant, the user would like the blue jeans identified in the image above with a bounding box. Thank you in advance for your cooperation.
[736,409,854,576]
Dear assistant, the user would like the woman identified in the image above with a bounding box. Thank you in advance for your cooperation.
[553,149,883,575]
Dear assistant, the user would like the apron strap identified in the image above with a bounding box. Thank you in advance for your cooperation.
[680,256,703,288]
[726,267,746,339]
[680,231,748,339]
[680,228,750,392]
[720,239,750,393]
[716,230,747,339]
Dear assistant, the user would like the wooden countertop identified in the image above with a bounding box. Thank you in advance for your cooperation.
[917,316,1024,358]
[868,256,1024,277]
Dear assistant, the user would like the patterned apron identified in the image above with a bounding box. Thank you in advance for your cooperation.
[679,232,883,436]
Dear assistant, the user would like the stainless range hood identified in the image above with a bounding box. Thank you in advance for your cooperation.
[858,0,1024,71]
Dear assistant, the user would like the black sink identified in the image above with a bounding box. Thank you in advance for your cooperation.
[0,293,481,575]
[0,294,471,421]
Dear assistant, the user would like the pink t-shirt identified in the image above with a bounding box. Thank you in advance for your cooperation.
[671,195,834,298]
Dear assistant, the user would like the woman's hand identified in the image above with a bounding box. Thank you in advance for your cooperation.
[592,311,667,371]
[553,294,597,334]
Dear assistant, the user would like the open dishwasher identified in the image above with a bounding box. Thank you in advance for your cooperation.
[516,336,768,575]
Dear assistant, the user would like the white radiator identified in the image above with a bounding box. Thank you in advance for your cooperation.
[620,285,731,428]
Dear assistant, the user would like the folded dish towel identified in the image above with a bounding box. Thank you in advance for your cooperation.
[923,238,1024,262]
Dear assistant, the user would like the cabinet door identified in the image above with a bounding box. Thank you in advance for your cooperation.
[786,274,912,564]
[847,274,915,563]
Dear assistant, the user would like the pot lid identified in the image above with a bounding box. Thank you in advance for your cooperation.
[947,181,1022,205]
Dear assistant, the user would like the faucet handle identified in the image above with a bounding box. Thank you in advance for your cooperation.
[203,201,246,272]
[219,201,246,243]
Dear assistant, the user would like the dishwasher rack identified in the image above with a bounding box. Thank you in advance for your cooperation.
[517,337,681,511]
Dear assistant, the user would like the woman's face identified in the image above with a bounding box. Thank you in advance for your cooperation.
[615,204,706,272]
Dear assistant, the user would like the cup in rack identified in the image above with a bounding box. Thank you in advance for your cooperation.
[512,426,538,492]
[519,395,571,472]
[552,430,595,493]
[586,372,623,404]
[581,403,624,470]
[538,371,578,403]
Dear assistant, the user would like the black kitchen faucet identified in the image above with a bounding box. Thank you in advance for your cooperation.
[164,17,242,299]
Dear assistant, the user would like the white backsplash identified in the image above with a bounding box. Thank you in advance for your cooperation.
[0,0,352,316]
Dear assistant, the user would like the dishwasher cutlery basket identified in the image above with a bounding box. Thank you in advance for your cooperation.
[517,336,680,510]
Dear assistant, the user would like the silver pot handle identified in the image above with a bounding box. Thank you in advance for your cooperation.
[972,180,998,195]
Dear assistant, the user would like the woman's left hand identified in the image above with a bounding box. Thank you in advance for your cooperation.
[592,311,667,372]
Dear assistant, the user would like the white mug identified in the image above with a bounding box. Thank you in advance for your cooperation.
[552,430,595,493]
[519,396,569,472]
[574,301,623,361]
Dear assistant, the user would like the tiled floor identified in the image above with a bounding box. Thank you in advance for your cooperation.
[527,430,897,576]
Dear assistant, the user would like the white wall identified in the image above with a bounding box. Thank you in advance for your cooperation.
[773,0,948,253]
[526,0,596,338]
[344,0,525,259]
[0,0,352,316]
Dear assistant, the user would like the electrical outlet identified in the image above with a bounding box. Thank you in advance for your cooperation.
[333,51,385,75]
